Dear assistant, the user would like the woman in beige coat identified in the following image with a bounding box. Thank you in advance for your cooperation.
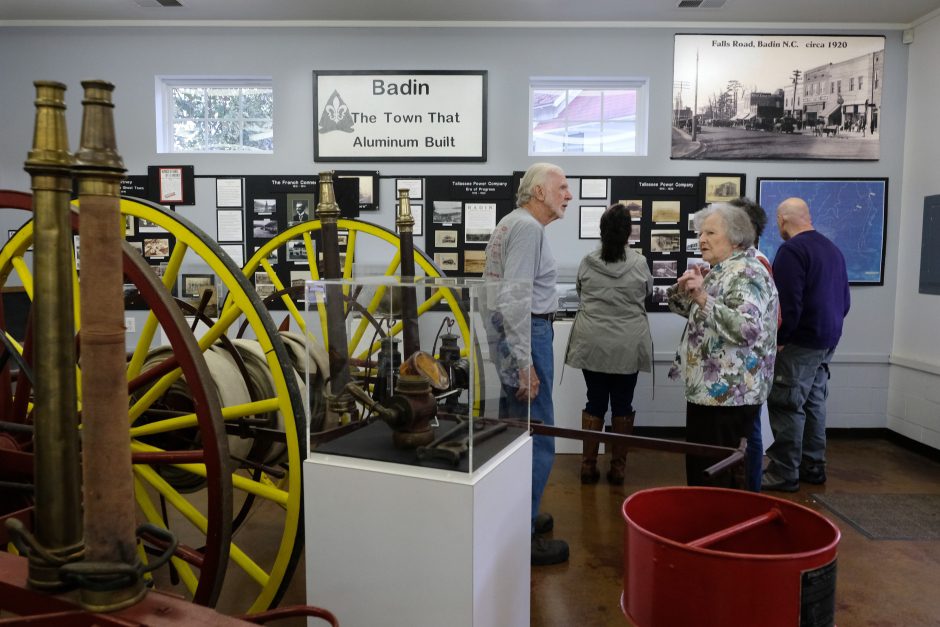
[565,203,652,484]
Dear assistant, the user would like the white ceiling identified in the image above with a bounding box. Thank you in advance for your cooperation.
[0,0,938,27]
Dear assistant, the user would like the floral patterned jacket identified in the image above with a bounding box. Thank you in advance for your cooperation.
[667,248,778,406]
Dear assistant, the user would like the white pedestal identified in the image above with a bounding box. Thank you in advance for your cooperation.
[552,320,596,454]
[304,435,532,627]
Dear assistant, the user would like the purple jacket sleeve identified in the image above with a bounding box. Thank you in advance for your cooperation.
[772,245,805,345]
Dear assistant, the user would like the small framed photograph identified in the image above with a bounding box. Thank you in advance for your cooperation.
[432,201,462,225]
[143,237,170,259]
[652,259,678,279]
[137,217,165,233]
[686,238,701,254]
[651,285,669,306]
[464,250,486,275]
[396,178,423,200]
[579,205,606,239]
[702,173,745,204]
[580,178,608,199]
[124,215,134,236]
[287,194,314,224]
[253,198,277,215]
[434,252,458,272]
[650,229,681,254]
[252,218,278,240]
[620,200,643,220]
[652,201,681,223]
[435,230,459,248]
[287,240,309,264]
[181,273,215,298]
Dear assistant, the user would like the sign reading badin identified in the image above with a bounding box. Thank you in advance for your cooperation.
[314,71,487,162]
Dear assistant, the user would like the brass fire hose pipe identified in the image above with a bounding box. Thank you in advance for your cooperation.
[21,81,84,589]
[316,172,354,420]
[72,80,146,611]
[395,189,420,360]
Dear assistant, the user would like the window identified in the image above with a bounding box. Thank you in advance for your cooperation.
[157,77,273,153]
[850,78,855,91]
[858,76,864,90]
[529,78,648,156]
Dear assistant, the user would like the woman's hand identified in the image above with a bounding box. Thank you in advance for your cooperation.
[677,266,707,308]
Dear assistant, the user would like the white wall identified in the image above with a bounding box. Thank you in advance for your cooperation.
[0,25,910,430]
[891,12,940,449]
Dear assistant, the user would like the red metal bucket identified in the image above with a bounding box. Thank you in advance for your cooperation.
[622,487,840,627]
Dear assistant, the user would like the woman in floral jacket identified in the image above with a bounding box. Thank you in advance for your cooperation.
[667,202,778,489]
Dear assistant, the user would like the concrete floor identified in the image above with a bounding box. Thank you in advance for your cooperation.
[531,437,940,627]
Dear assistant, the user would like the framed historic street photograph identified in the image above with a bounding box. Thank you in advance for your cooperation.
[672,34,885,161]
[396,178,423,200]
[702,173,746,203]
[756,177,887,284]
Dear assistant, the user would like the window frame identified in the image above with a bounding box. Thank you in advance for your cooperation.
[528,77,649,157]
[156,76,274,155]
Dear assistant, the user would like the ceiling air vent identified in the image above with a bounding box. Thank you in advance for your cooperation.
[677,0,727,7]
[135,0,184,7]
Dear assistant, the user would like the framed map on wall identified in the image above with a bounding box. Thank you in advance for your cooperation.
[756,177,887,285]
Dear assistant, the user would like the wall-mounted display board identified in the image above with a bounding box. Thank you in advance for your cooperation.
[314,70,487,162]
[756,177,887,285]
[919,195,940,296]
[423,176,513,277]
[609,176,700,312]
[672,34,885,161]
[242,175,360,304]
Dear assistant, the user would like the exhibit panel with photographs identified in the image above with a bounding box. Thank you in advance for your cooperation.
[672,34,885,161]
[423,176,514,277]
[756,177,887,284]
[609,175,707,312]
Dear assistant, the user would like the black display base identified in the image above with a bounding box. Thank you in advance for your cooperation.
[313,416,527,473]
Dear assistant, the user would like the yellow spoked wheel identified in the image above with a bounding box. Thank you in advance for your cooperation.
[0,192,306,614]
[236,218,480,422]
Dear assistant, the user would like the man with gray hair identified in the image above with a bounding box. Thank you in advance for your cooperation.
[484,162,571,566]
[762,197,850,492]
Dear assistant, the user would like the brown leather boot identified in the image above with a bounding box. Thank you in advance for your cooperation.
[607,413,636,485]
[580,411,604,484]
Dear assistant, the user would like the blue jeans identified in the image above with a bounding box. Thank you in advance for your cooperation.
[746,410,763,492]
[766,345,835,482]
[499,317,555,532]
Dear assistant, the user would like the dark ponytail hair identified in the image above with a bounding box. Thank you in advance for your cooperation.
[600,203,633,263]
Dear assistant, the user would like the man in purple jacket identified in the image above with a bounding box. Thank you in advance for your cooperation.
[762,197,851,492]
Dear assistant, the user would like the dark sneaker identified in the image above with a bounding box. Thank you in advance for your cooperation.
[761,471,799,492]
[531,534,569,566]
[533,512,554,535]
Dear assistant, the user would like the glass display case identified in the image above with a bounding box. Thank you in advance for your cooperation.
[302,275,532,473]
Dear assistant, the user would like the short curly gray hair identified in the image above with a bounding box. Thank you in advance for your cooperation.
[516,163,564,206]
[692,202,756,249]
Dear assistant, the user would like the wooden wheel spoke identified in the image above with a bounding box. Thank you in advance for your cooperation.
[133,476,200,596]
[11,256,34,300]
[130,398,281,437]
[355,288,445,361]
